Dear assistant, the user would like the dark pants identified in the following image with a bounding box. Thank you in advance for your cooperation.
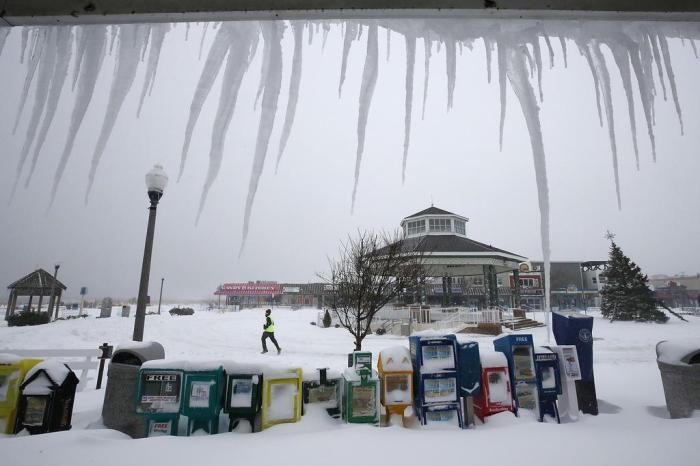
[261,332,280,351]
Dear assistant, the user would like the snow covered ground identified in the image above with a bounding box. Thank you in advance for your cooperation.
[1,305,698,466]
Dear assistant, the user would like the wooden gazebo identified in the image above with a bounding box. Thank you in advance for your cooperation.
[5,269,66,321]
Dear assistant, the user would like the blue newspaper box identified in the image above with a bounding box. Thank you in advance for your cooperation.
[409,335,463,428]
[456,340,481,427]
[534,347,562,423]
[493,334,537,415]
[552,311,598,415]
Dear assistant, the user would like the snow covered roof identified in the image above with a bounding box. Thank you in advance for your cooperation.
[656,339,700,365]
[378,346,412,372]
[7,268,66,292]
[398,235,525,260]
[480,351,508,368]
[22,360,75,394]
[404,206,457,219]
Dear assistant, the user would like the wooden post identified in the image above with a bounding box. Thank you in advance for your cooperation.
[27,295,34,313]
[54,290,62,319]
[36,293,44,314]
[6,289,16,320]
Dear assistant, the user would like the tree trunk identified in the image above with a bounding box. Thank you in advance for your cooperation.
[354,337,362,351]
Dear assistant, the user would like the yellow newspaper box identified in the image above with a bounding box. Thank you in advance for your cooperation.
[0,354,42,434]
[377,347,414,426]
[261,368,302,430]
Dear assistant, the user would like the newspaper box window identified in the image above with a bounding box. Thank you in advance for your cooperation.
[136,364,183,437]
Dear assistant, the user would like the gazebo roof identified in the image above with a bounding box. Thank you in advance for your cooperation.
[404,206,456,219]
[8,269,67,292]
[403,235,526,260]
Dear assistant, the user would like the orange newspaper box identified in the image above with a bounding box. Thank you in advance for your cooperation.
[377,346,414,426]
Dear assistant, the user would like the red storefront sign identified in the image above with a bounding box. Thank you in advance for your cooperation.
[215,283,281,296]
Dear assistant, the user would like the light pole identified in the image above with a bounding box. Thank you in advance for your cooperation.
[133,164,168,341]
[157,278,164,315]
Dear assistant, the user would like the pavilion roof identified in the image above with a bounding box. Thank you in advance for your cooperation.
[8,269,67,292]
[404,206,456,219]
[402,234,526,259]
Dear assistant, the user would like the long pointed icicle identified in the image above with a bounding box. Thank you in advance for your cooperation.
[483,37,493,83]
[402,34,416,184]
[351,23,379,213]
[0,28,10,56]
[275,21,304,173]
[199,22,210,60]
[505,43,552,334]
[14,29,47,135]
[85,25,148,202]
[543,33,555,69]
[658,35,684,135]
[19,27,29,62]
[580,44,603,127]
[648,33,667,101]
[240,21,285,252]
[72,27,87,91]
[497,39,507,151]
[386,27,391,61]
[609,42,640,170]
[445,39,456,110]
[559,36,568,67]
[339,22,358,97]
[11,27,57,200]
[421,37,431,120]
[25,27,73,188]
[179,25,233,180]
[51,26,108,205]
[591,41,622,210]
[628,44,657,161]
[137,23,169,117]
[254,23,272,110]
[196,24,258,223]
[532,37,544,101]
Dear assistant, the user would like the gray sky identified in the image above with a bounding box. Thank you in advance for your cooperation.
[1,22,699,302]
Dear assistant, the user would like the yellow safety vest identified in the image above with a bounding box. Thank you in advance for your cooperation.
[265,317,275,333]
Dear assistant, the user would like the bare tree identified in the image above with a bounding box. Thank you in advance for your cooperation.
[321,230,427,351]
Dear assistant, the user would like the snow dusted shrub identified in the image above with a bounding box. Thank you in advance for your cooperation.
[322,309,332,328]
[7,311,51,327]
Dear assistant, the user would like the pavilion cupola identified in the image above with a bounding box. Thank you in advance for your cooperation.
[400,206,469,239]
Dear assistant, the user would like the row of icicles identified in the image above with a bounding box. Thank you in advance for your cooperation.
[1,19,698,318]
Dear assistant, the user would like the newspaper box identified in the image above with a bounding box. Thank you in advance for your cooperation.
[377,347,413,426]
[136,364,183,436]
[224,364,263,432]
[303,368,341,419]
[473,351,513,421]
[493,334,537,415]
[534,347,562,422]
[456,340,481,427]
[261,368,303,430]
[545,345,582,422]
[0,355,41,434]
[181,365,224,435]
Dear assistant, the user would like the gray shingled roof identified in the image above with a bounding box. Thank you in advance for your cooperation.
[401,235,525,258]
[8,269,67,291]
[404,206,456,219]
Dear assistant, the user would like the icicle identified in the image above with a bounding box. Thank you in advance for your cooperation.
[137,23,169,117]
[254,23,272,110]
[14,29,47,135]
[19,27,29,62]
[497,40,507,151]
[543,33,554,69]
[402,34,416,184]
[505,44,551,338]
[185,22,191,41]
[51,26,108,205]
[590,41,622,210]
[357,24,363,41]
[307,22,314,45]
[637,32,657,126]
[658,35,684,135]
[275,22,304,173]
[421,38,431,120]
[0,28,9,56]
[386,28,391,62]
[559,36,568,68]
[648,33,667,101]
[483,37,493,84]
[198,22,209,60]
[609,42,640,170]
[532,37,544,101]
[240,21,285,252]
[524,46,535,79]
[72,26,87,91]
[196,23,258,223]
[10,27,57,200]
[322,23,330,51]
[351,23,379,213]
[445,39,456,110]
[109,25,118,54]
[690,39,698,58]
[140,25,151,62]
[179,25,235,179]
[338,22,358,97]
[25,27,73,188]
[580,44,603,127]
[628,42,657,161]
[85,25,149,202]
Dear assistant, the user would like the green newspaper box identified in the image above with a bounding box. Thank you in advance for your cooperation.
[136,366,183,437]
[181,365,225,435]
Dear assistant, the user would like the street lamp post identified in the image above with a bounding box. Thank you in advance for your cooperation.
[133,164,168,342]
[157,278,164,315]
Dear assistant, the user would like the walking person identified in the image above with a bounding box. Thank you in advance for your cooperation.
[261,309,281,354]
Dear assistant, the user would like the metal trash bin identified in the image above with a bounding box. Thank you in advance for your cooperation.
[102,341,165,438]
[656,340,700,419]
[121,306,131,318]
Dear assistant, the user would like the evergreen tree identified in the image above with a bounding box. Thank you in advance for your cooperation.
[600,238,668,323]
